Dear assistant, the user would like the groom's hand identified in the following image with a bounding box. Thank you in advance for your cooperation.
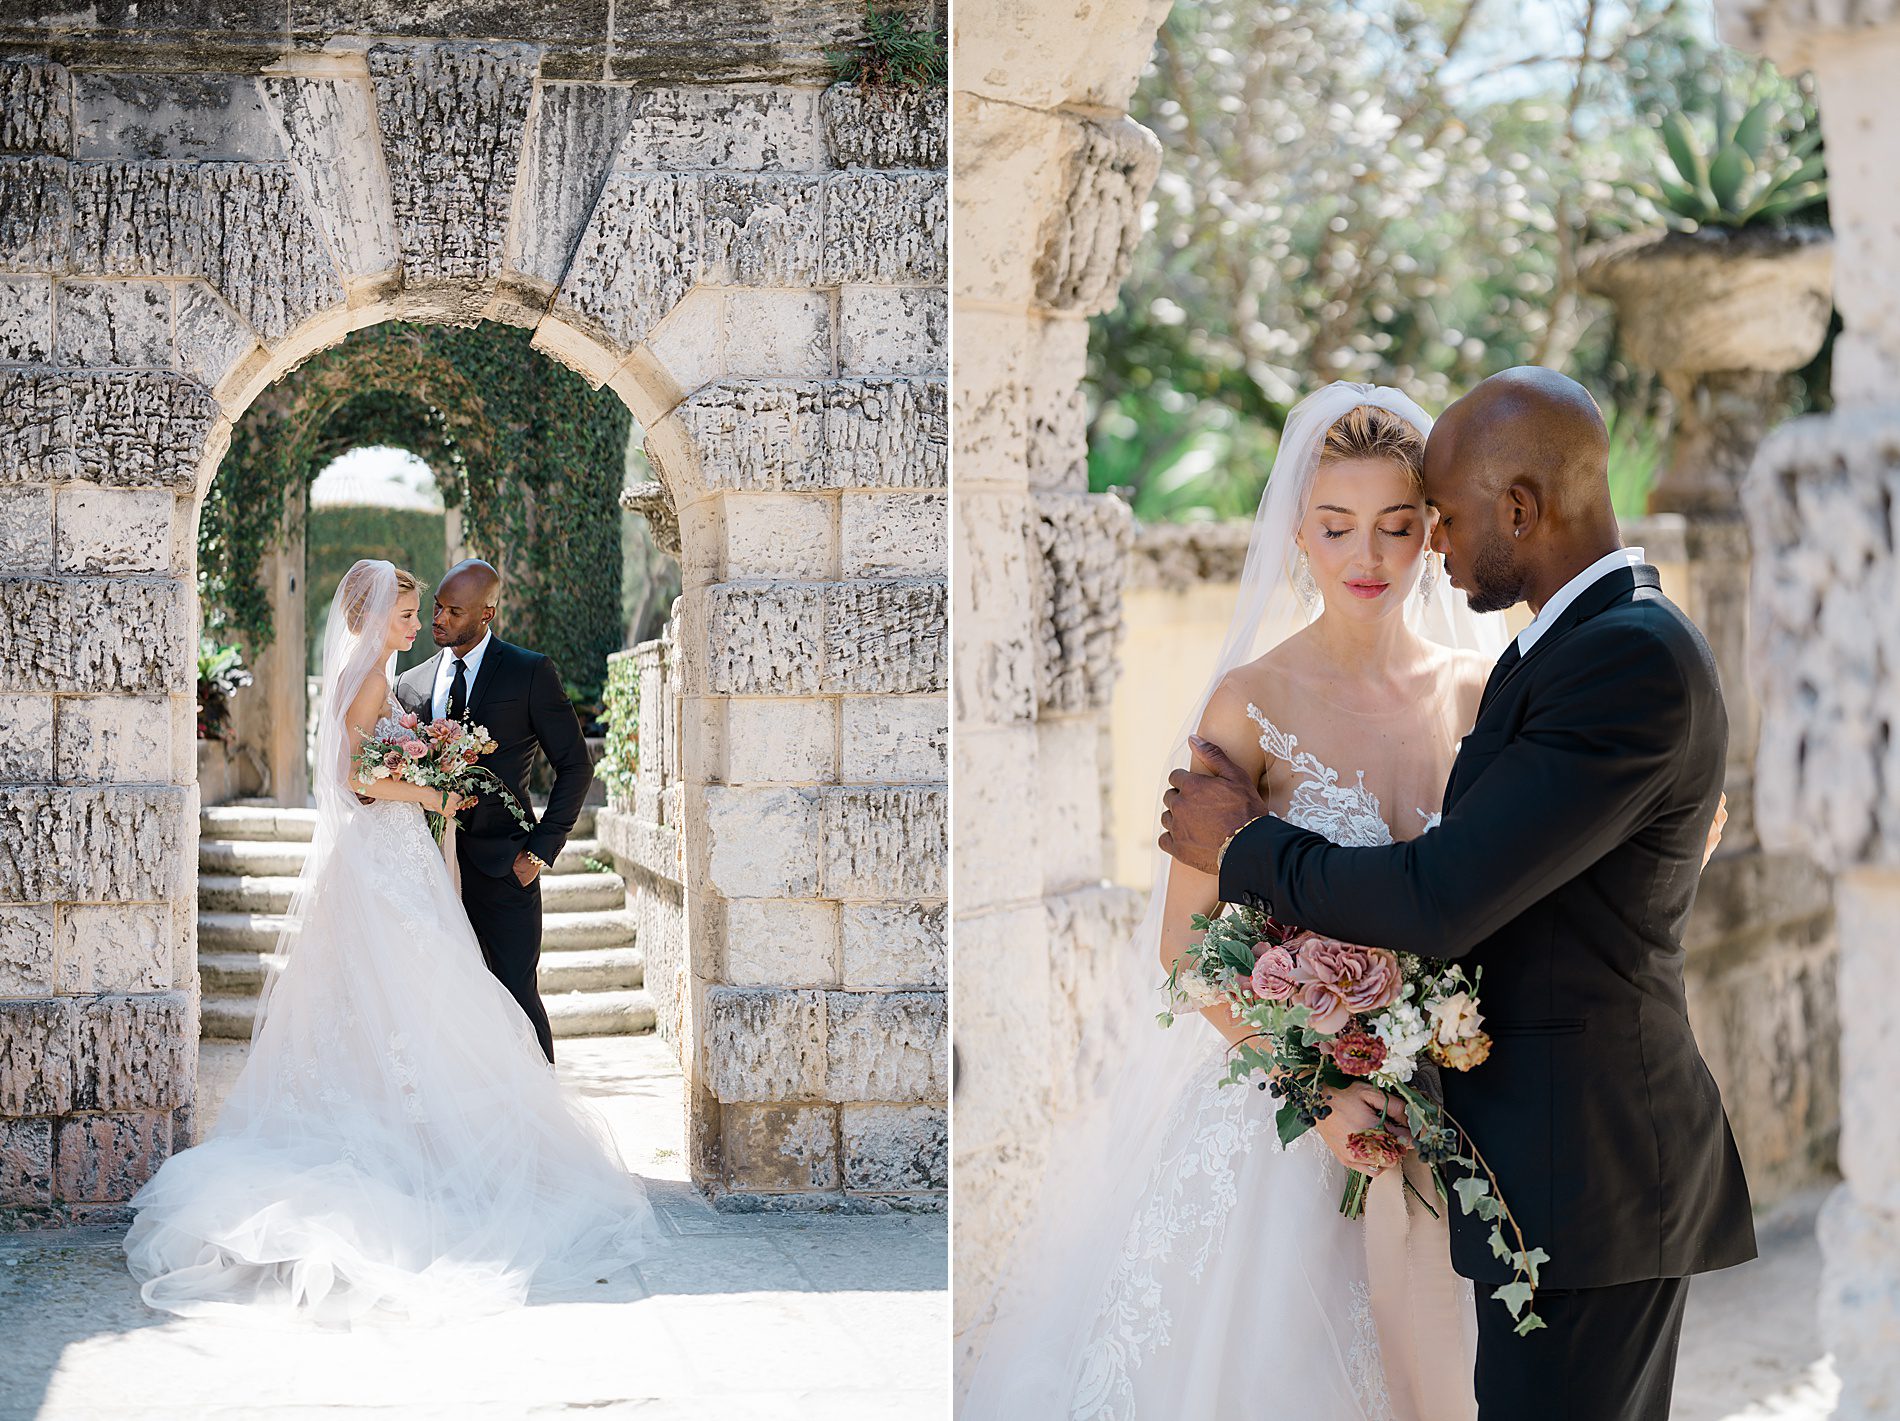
[1158,735,1269,875]
[512,850,542,887]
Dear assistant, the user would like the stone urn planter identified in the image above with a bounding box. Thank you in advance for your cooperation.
[1580,225,1833,514]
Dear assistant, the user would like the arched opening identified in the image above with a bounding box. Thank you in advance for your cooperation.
[189,317,670,1057]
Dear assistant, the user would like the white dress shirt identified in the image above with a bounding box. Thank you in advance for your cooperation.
[1515,547,1646,656]
[430,629,493,721]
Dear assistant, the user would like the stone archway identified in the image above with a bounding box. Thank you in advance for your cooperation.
[0,14,946,1221]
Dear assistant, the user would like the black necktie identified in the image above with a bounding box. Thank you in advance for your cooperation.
[448,656,468,722]
[1477,640,1522,720]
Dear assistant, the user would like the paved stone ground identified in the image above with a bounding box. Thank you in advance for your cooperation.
[0,1037,948,1420]
[1673,1187,1838,1421]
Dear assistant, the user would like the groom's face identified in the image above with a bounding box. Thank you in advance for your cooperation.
[1423,432,1527,615]
[431,582,493,651]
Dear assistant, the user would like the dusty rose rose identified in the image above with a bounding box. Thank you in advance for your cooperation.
[1327,1028,1388,1077]
[1250,945,1299,1002]
[1429,991,1484,1045]
[1346,1128,1408,1171]
[431,718,455,735]
[1430,1032,1493,1071]
[1294,979,1354,1034]
[382,750,403,770]
[398,712,420,729]
[403,739,429,759]
[1337,948,1404,1014]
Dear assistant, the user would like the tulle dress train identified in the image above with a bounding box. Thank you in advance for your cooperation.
[123,783,660,1325]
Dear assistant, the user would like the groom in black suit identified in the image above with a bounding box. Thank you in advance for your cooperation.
[395,559,594,1063]
[1159,368,1755,1418]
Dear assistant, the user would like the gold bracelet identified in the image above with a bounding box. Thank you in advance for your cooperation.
[1216,815,1264,872]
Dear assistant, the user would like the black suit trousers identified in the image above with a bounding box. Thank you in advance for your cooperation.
[1475,1276,1690,1421]
[457,844,553,1063]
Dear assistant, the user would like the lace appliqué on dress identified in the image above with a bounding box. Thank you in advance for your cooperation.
[1068,708,1442,1420]
[1071,1074,1263,1420]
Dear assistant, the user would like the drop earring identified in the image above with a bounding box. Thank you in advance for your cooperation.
[1293,549,1320,614]
[1418,551,1438,606]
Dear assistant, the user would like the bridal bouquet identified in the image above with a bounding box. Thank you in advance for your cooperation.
[354,713,532,843]
[1161,905,1549,1335]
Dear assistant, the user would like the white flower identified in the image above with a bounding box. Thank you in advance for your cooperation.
[1370,999,1433,1083]
[1427,991,1484,1045]
[371,765,391,780]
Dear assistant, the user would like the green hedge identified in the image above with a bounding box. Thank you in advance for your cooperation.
[305,504,448,677]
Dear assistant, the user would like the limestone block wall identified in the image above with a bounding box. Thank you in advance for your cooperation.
[951,0,1169,1365]
[1717,2,1900,1413]
[0,10,946,1220]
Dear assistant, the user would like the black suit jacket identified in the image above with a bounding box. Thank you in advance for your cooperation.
[1218,565,1756,1289]
[394,637,593,880]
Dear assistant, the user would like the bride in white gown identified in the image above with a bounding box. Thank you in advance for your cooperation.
[124,559,660,1324]
[961,385,1510,1418]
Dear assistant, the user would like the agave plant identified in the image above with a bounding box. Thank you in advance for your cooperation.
[1644,92,1826,230]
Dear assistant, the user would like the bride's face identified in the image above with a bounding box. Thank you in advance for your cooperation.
[385,591,421,655]
[1296,457,1431,622]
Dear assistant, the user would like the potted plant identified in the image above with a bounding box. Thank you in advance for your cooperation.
[1580,89,1833,514]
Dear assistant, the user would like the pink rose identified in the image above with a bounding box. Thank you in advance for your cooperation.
[383,750,403,770]
[1336,948,1404,1015]
[403,739,429,759]
[1294,978,1354,1034]
[1293,938,1404,1019]
[398,712,420,729]
[1250,946,1299,1002]
[431,718,455,735]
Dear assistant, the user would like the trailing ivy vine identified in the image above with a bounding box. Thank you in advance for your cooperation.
[200,322,631,707]
[596,652,640,808]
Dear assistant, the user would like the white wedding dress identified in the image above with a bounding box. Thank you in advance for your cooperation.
[126,562,659,1325]
[1060,708,1474,1420]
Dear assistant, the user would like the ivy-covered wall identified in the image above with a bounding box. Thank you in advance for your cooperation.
[200,321,631,705]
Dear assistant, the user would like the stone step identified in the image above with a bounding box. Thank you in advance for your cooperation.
[200,806,594,842]
[198,985,656,1041]
[200,805,318,842]
[198,869,625,915]
[197,908,637,955]
[197,836,611,878]
[198,945,643,997]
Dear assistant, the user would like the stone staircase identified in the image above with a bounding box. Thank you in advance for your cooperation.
[195,804,656,1040]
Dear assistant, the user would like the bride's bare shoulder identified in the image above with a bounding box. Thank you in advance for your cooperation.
[344,672,392,724]
[1210,636,1313,744]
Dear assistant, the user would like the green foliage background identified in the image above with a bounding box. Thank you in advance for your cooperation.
[200,322,631,707]
[1091,0,1827,525]
[304,505,448,678]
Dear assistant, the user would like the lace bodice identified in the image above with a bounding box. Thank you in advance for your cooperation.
[1247,703,1439,843]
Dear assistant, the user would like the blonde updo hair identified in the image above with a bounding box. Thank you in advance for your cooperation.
[338,559,422,634]
[1320,404,1427,492]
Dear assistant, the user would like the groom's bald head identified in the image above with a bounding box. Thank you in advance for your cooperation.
[431,559,501,651]
[1423,367,1621,614]
[1428,367,1613,520]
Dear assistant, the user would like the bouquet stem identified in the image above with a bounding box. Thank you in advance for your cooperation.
[1340,1169,1371,1220]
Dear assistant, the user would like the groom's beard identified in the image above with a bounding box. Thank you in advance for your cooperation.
[1462,532,1526,614]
